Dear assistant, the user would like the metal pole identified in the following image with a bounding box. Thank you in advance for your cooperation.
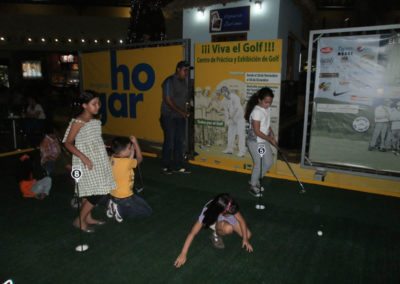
[255,144,266,210]
[12,119,17,149]
[71,166,89,252]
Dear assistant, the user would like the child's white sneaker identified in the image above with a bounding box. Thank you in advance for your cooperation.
[249,186,262,197]
[106,199,114,218]
[112,202,123,223]
[209,232,225,249]
[248,181,264,192]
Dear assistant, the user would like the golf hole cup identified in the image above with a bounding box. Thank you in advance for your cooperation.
[75,244,89,252]
[71,165,82,183]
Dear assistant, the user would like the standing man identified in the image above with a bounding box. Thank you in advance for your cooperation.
[389,101,400,155]
[369,98,392,152]
[221,86,246,157]
[160,61,191,174]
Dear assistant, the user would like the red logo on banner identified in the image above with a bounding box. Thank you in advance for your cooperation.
[320,47,333,54]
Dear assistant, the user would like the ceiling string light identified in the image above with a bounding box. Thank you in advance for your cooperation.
[0,36,128,46]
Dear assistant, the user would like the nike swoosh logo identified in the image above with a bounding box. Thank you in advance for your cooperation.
[333,91,349,96]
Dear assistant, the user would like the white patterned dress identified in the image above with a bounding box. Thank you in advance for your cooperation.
[63,119,115,197]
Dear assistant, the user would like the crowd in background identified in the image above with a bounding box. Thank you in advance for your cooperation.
[0,85,77,150]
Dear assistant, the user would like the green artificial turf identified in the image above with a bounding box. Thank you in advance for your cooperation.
[1,155,399,284]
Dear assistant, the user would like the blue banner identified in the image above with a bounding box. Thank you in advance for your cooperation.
[209,6,250,33]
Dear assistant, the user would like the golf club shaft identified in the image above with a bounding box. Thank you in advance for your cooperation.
[137,164,144,191]
[258,155,263,203]
[277,148,306,192]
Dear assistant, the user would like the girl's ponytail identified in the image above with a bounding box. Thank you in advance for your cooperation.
[244,87,275,121]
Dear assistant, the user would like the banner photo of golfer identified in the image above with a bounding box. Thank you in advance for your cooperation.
[310,34,400,176]
[194,39,282,171]
[81,45,185,143]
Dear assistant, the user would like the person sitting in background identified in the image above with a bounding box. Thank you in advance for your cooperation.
[25,96,46,120]
[107,136,152,223]
[23,96,47,146]
[17,154,52,199]
[39,129,61,175]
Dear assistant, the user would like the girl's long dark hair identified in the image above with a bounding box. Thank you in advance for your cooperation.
[72,89,99,118]
[202,193,239,228]
[244,87,274,122]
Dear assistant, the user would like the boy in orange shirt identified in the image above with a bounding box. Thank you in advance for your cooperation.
[18,154,52,199]
[107,136,152,222]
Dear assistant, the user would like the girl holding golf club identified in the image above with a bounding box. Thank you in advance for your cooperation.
[245,87,278,197]
[174,193,253,268]
[63,90,116,233]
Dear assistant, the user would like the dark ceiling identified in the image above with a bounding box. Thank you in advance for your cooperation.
[1,0,399,28]
[0,0,133,6]
[1,0,399,10]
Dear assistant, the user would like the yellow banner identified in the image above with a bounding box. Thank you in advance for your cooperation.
[81,45,185,142]
[194,39,282,171]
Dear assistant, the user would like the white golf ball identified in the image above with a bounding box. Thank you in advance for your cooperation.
[317,230,323,236]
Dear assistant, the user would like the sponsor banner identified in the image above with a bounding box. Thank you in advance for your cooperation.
[194,39,282,172]
[81,45,184,142]
[310,34,400,175]
[209,6,250,33]
[316,103,359,114]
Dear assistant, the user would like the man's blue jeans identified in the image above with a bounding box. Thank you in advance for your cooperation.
[160,115,186,170]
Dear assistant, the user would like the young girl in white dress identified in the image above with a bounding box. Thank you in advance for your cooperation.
[63,90,115,232]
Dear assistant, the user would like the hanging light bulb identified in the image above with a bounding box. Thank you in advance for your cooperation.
[197,7,205,16]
